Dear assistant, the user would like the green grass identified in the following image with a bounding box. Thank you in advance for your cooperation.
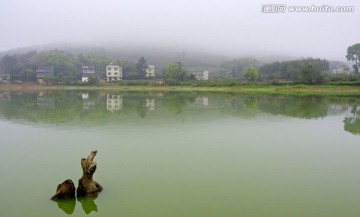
[29,84,360,96]
[2,82,360,96]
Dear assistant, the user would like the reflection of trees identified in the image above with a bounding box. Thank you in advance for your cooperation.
[163,92,196,114]
[243,96,258,112]
[258,95,328,119]
[219,96,259,119]
[344,105,360,135]
[0,92,155,123]
[53,198,76,214]
[122,95,148,118]
[1,91,360,127]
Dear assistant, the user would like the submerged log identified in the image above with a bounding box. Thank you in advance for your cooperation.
[51,179,76,200]
[77,150,103,197]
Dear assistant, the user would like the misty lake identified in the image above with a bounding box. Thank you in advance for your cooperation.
[0,90,360,217]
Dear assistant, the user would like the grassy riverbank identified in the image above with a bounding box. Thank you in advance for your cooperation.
[1,83,360,95]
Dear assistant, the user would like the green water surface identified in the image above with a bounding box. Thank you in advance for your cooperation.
[0,91,360,216]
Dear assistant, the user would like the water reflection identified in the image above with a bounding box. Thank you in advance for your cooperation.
[77,196,98,214]
[344,105,360,135]
[0,90,360,135]
[53,198,76,215]
[53,196,98,215]
[107,94,123,112]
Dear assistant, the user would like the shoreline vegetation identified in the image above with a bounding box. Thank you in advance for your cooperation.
[1,83,360,95]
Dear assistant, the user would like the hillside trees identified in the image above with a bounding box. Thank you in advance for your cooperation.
[0,50,113,83]
[259,58,329,83]
[220,58,262,78]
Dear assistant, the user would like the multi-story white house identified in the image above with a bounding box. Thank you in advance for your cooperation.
[106,64,122,82]
[191,70,209,80]
[145,65,155,77]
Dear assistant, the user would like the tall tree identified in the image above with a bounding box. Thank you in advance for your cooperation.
[136,57,147,79]
[346,43,360,74]
[164,62,187,81]
[243,67,259,82]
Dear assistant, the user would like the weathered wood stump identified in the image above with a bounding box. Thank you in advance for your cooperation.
[77,150,103,197]
[51,179,76,200]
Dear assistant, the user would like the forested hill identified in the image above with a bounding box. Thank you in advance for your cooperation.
[0,43,229,69]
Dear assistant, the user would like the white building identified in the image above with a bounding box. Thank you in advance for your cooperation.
[0,74,11,84]
[332,66,351,74]
[81,66,95,82]
[145,65,155,77]
[191,70,209,80]
[106,64,122,82]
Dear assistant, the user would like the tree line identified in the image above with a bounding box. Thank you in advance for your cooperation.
[1,43,359,84]
[258,58,329,84]
[0,50,196,83]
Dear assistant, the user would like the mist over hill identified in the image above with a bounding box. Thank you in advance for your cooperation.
[0,42,305,69]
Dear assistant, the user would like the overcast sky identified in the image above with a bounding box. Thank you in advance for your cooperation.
[0,0,359,60]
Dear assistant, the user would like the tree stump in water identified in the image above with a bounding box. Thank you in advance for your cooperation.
[77,150,103,197]
[51,179,76,200]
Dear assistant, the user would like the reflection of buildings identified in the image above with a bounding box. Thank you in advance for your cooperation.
[37,92,55,109]
[156,92,164,98]
[194,96,208,106]
[146,98,155,110]
[107,94,123,112]
[0,91,11,101]
[328,105,351,115]
[82,93,95,110]
[191,70,209,80]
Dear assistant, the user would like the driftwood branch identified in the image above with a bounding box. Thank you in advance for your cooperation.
[77,150,103,197]
[51,179,76,200]
[51,150,103,200]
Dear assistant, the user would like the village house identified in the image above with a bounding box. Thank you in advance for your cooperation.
[106,64,122,82]
[36,66,54,83]
[332,65,352,74]
[156,79,165,85]
[145,65,155,77]
[81,66,102,82]
[0,74,11,84]
[191,70,209,80]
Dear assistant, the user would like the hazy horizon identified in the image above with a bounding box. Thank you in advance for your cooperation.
[1,0,359,61]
